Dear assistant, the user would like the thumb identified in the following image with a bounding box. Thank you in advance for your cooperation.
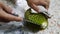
[1,2,13,14]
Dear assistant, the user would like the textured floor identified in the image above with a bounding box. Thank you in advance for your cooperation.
[0,0,60,34]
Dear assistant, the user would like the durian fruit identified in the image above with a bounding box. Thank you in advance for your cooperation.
[25,9,48,30]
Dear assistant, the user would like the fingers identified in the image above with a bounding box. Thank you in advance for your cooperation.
[0,8,22,21]
[27,0,39,12]
[40,1,49,10]
[29,3,39,12]
[27,0,49,12]
[45,0,50,10]
[1,2,13,14]
[45,5,49,10]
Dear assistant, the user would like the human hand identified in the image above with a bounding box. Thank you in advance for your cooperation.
[0,2,22,22]
[27,0,50,12]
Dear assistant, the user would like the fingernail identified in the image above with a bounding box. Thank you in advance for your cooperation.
[19,17,23,21]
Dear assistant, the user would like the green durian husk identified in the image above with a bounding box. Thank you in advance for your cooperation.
[25,9,48,30]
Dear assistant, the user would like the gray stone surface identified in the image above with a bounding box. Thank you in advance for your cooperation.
[0,0,60,34]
